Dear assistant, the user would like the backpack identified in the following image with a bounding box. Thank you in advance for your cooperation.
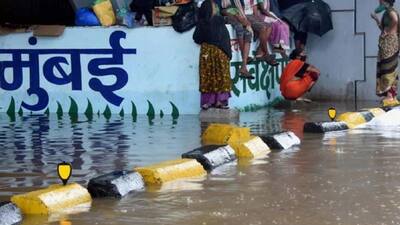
[172,2,197,33]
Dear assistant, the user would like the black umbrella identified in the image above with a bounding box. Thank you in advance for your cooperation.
[281,0,333,36]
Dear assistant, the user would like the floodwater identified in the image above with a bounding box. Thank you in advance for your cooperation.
[1,101,400,225]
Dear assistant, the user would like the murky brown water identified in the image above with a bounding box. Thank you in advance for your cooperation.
[2,101,400,225]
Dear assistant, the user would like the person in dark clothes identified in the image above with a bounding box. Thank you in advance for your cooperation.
[193,0,233,109]
[278,0,308,49]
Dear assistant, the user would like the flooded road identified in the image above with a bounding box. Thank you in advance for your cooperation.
[1,101,400,225]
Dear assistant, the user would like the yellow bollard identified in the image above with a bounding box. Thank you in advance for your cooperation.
[135,159,207,185]
[201,123,251,145]
[11,183,91,215]
[229,136,271,159]
[337,112,367,129]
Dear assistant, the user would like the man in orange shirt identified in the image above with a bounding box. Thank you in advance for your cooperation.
[280,48,320,100]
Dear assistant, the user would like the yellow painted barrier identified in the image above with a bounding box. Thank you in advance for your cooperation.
[229,136,271,159]
[135,159,207,185]
[369,108,385,117]
[201,123,251,145]
[11,183,92,215]
[337,112,366,129]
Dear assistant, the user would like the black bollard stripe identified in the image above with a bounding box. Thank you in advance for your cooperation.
[182,145,236,171]
[259,132,301,150]
[359,111,375,122]
[303,121,349,133]
[87,171,145,198]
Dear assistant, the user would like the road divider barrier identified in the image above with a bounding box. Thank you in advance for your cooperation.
[201,124,251,145]
[135,159,207,185]
[87,171,145,198]
[0,201,22,225]
[260,131,301,150]
[182,145,237,171]
[229,136,271,158]
[11,183,91,215]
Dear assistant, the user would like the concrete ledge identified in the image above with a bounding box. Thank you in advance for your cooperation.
[303,121,349,133]
[135,159,207,185]
[182,145,236,171]
[11,183,92,215]
[0,202,22,225]
[87,171,145,198]
[229,136,271,158]
[199,108,240,122]
[201,124,251,145]
[260,131,301,150]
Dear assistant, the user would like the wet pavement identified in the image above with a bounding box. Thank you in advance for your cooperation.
[1,101,400,225]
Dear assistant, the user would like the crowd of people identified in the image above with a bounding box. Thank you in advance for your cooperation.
[193,0,400,110]
[193,0,317,110]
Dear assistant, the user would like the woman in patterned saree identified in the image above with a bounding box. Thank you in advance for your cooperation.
[193,0,232,110]
[372,0,400,106]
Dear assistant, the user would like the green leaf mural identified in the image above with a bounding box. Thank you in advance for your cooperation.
[131,101,137,122]
[147,100,155,120]
[170,101,180,120]
[56,101,63,118]
[103,105,111,120]
[85,99,94,120]
[68,97,78,117]
[119,108,124,117]
[160,110,164,118]
[6,97,15,117]
[18,107,23,117]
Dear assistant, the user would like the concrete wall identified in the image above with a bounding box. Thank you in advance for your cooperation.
[307,0,400,101]
[0,27,284,115]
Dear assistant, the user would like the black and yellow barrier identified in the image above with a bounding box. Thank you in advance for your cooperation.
[87,171,145,198]
[0,201,22,225]
[135,159,207,185]
[11,183,92,215]
[260,131,301,150]
[182,145,237,171]
[304,108,386,133]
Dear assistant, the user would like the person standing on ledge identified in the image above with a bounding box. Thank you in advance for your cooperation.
[193,0,233,110]
[280,48,320,101]
[371,0,400,107]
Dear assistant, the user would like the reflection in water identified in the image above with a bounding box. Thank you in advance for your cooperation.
[2,102,400,225]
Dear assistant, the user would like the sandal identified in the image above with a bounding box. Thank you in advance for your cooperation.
[201,104,210,110]
[247,57,255,64]
[238,69,255,79]
[215,102,230,109]
[262,55,279,66]
[382,98,400,107]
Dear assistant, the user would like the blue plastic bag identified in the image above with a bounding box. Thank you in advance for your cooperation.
[75,8,101,26]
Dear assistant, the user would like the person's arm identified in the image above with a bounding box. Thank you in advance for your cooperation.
[371,13,383,31]
[256,2,276,18]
